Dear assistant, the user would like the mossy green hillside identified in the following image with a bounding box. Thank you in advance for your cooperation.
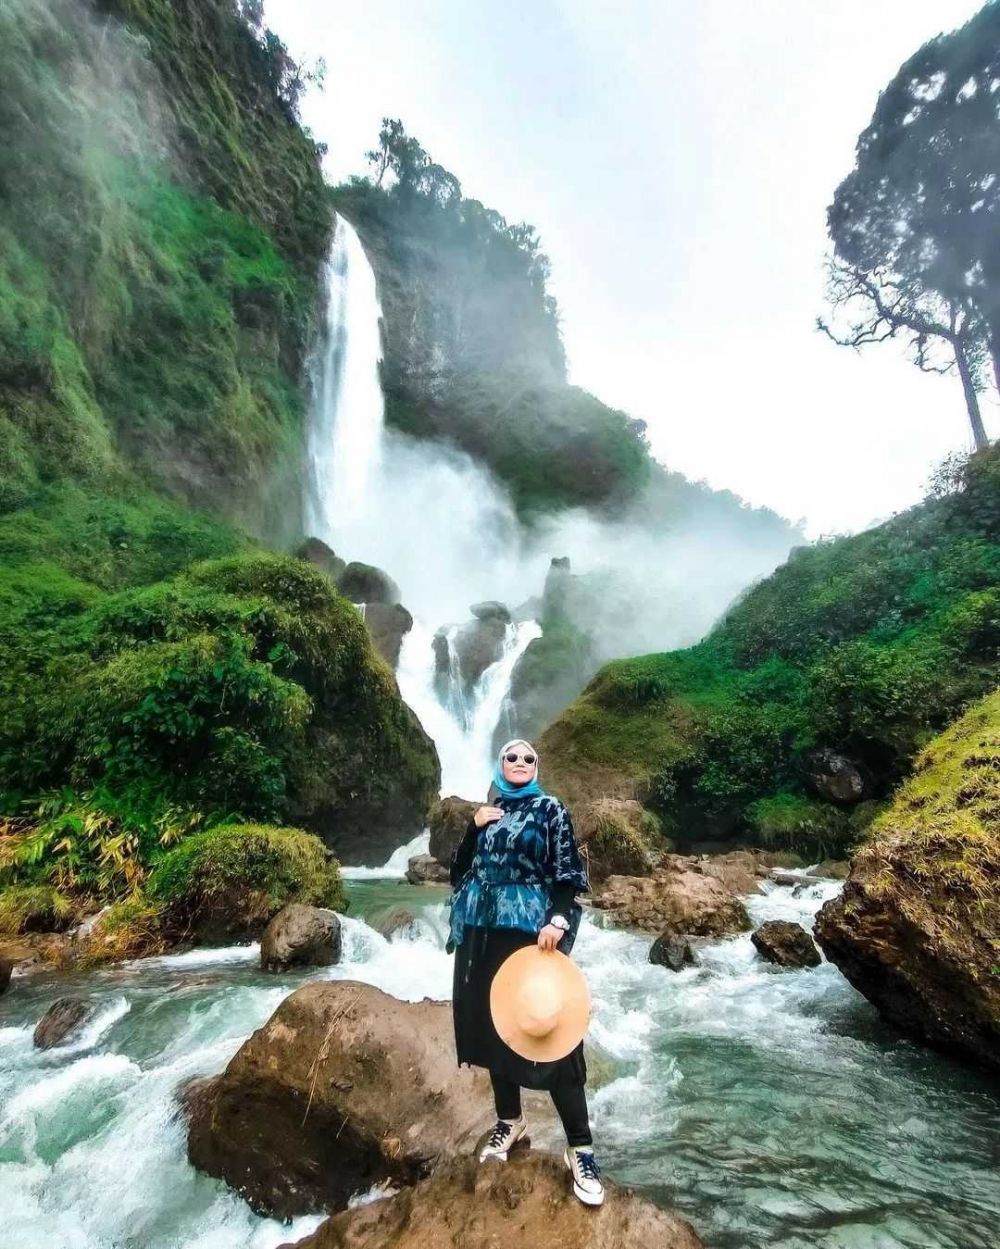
[541,447,1000,857]
[1,0,328,534]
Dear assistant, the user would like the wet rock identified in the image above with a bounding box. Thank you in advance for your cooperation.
[0,957,12,994]
[33,996,93,1049]
[687,849,762,896]
[373,906,419,939]
[814,858,850,880]
[469,601,510,624]
[296,537,346,582]
[261,904,342,973]
[428,796,477,866]
[805,748,870,803]
[592,856,752,938]
[185,981,490,1218]
[275,1149,705,1249]
[337,561,400,605]
[649,933,696,971]
[750,920,821,969]
[363,601,413,668]
[405,854,450,885]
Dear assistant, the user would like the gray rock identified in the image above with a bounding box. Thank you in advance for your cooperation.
[806,748,870,804]
[261,904,342,973]
[363,601,413,668]
[373,906,419,940]
[336,561,400,605]
[405,854,450,885]
[33,997,93,1049]
[297,537,346,582]
[428,796,478,865]
[469,601,511,623]
[648,933,696,971]
[751,920,821,969]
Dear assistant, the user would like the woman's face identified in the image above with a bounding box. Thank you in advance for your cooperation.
[501,742,537,786]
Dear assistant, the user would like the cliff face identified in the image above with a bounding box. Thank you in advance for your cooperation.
[1,0,328,538]
[540,446,1000,858]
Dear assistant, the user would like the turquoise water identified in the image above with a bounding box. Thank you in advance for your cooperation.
[0,877,997,1248]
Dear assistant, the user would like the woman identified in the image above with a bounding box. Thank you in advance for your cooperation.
[446,738,604,1206]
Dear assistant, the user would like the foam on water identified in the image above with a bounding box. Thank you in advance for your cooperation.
[340,830,429,880]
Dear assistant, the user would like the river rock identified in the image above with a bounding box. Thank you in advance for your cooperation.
[428,796,477,866]
[814,858,850,880]
[805,748,870,803]
[0,957,12,994]
[185,981,490,1218]
[337,561,400,605]
[373,906,419,939]
[649,933,696,971]
[297,537,346,582]
[592,857,752,937]
[33,996,93,1049]
[275,1150,705,1249]
[260,904,342,973]
[685,849,763,896]
[363,601,413,668]
[575,798,657,882]
[405,854,450,885]
[750,920,821,969]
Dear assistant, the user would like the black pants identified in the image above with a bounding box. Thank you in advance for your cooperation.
[490,1070,593,1147]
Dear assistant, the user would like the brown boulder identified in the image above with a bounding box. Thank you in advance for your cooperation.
[185,981,491,1218]
[34,997,93,1049]
[574,799,659,882]
[373,906,419,940]
[276,1150,704,1249]
[592,856,752,937]
[0,957,12,994]
[685,849,763,897]
[750,920,821,969]
[428,796,477,866]
[261,904,342,973]
[405,854,450,885]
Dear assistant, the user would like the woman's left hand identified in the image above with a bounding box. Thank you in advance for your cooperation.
[537,923,565,951]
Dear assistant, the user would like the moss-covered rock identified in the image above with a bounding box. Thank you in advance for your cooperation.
[147,823,345,944]
[575,798,662,882]
[814,690,1000,1072]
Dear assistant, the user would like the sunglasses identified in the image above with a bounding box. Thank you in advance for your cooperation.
[504,752,536,765]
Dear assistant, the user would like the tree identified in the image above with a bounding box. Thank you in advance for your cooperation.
[819,259,990,448]
[824,2,1000,446]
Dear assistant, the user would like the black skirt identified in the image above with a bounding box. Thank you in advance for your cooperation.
[452,925,587,1090]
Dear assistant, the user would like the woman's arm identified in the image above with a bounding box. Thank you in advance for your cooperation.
[449,820,478,888]
[544,800,589,925]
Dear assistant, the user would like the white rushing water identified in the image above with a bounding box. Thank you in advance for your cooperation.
[4,878,997,1249]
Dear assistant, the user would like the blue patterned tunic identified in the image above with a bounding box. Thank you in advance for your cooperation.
[447,794,589,954]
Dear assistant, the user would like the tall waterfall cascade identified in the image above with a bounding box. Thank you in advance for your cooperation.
[304,214,542,799]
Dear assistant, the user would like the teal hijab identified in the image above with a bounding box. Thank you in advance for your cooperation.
[492,738,544,800]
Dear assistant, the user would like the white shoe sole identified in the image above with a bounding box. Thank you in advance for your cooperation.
[564,1148,606,1206]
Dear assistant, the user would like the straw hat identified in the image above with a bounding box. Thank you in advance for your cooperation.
[490,947,591,1061]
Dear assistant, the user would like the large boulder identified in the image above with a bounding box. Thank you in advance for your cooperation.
[649,933,696,971]
[296,537,346,583]
[435,607,510,694]
[34,997,93,1049]
[751,920,821,969]
[363,601,413,668]
[185,981,491,1218]
[814,692,1000,1073]
[805,748,871,803]
[686,849,764,897]
[276,1150,705,1249]
[574,798,659,882]
[147,824,346,945]
[428,796,478,866]
[260,904,342,972]
[592,856,752,937]
[405,854,450,885]
[0,957,12,994]
[336,561,400,605]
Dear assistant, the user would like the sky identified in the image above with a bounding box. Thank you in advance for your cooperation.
[267,0,994,538]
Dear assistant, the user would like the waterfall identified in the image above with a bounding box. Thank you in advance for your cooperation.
[305,214,542,802]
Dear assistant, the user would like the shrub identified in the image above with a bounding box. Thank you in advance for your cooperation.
[0,883,76,934]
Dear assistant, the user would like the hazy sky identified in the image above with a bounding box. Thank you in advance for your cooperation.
[268,0,994,537]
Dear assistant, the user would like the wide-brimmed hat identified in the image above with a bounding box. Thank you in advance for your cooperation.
[490,946,591,1061]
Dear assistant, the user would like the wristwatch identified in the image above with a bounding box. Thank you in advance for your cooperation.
[549,914,570,932]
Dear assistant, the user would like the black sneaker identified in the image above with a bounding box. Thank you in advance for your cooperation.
[478,1114,527,1162]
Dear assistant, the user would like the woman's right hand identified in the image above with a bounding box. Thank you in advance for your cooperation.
[474,805,503,828]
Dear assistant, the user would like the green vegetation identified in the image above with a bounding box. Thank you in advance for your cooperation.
[0,0,328,534]
[542,447,1000,857]
[0,884,76,935]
